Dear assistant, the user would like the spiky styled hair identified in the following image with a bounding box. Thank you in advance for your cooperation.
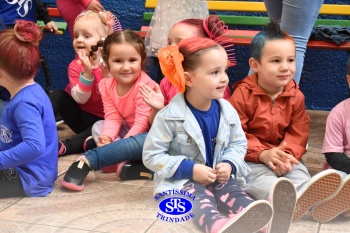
[250,20,293,62]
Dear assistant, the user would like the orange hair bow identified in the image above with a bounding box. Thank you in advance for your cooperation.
[158,46,185,93]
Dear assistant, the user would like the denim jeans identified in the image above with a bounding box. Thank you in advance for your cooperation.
[84,132,147,171]
[263,0,324,84]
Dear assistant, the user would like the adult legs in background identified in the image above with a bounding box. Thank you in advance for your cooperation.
[49,90,103,155]
[263,0,324,84]
[0,169,25,198]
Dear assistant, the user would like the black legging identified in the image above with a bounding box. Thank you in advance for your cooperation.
[49,90,103,154]
[0,169,25,198]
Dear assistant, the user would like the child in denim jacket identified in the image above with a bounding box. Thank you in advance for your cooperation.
[143,37,273,233]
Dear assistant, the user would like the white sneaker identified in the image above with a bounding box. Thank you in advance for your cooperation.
[293,169,342,222]
[312,174,350,223]
[268,178,296,233]
[218,200,273,233]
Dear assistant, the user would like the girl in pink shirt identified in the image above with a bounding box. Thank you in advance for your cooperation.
[91,29,156,149]
[61,30,156,190]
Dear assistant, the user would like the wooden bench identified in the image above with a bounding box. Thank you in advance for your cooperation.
[141,0,350,51]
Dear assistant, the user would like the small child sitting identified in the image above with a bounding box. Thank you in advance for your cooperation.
[0,20,57,198]
[229,20,343,232]
[312,56,350,223]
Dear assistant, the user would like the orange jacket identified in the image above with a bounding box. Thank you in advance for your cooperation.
[229,74,310,163]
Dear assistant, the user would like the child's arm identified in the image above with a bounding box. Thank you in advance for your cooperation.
[325,153,350,174]
[99,79,122,141]
[85,0,104,11]
[36,0,58,34]
[123,81,157,137]
[229,90,270,163]
[67,57,101,104]
[281,92,310,160]
[139,83,164,125]
[0,103,45,169]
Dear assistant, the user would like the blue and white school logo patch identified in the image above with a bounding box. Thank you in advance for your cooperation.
[155,189,195,222]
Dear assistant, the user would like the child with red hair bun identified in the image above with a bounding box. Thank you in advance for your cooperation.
[0,20,57,198]
[143,37,273,233]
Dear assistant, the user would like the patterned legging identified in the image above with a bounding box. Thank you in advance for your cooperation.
[182,178,254,233]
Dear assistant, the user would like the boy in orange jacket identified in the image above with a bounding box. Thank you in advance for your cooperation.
[230,21,342,233]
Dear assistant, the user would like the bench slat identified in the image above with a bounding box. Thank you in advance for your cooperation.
[145,0,350,16]
[36,20,67,31]
[47,7,61,18]
[139,26,350,50]
[143,12,350,28]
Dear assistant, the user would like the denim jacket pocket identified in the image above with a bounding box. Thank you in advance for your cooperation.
[177,133,200,159]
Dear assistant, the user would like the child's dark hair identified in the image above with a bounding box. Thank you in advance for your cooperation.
[102,29,147,68]
[250,20,294,62]
[0,20,42,80]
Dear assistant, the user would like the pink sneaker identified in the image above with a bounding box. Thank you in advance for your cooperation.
[214,200,273,233]
[58,142,66,157]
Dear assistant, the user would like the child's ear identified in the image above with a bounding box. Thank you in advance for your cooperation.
[249,57,260,73]
[184,72,193,87]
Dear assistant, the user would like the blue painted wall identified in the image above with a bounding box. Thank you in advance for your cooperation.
[38,0,350,111]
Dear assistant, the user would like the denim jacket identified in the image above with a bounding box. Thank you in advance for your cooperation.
[143,94,251,195]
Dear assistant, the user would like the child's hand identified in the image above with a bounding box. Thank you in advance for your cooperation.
[215,162,232,183]
[45,21,58,34]
[258,142,299,170]
[139,83,164,110]
[97,135,112,147]
[77,49,93,80]
[86,0,104,12]
[193,164,217,186]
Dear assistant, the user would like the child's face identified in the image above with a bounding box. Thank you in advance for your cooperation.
[73,18,105,56]
[186,47,229,101]
[167,23,200,46]
[251,39,296,94]
[107,43,142,87]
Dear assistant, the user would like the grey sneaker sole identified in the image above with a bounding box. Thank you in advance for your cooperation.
[218,200,273,233]
[312,175,350,223]
[269,178,296,233]
[293,170,342,222]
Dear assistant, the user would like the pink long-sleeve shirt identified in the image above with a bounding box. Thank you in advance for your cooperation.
[99,71,156,140]
[65,58,104,118]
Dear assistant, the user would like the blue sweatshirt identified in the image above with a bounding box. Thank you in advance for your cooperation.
[0,83,58,197]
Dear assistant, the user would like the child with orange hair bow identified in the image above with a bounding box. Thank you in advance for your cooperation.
[142,37,273,233]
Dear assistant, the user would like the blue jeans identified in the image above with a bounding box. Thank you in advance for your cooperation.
[84,132,147,171]
[263,0,324,84]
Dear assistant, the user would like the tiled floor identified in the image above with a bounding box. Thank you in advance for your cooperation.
[1,110,349,233]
